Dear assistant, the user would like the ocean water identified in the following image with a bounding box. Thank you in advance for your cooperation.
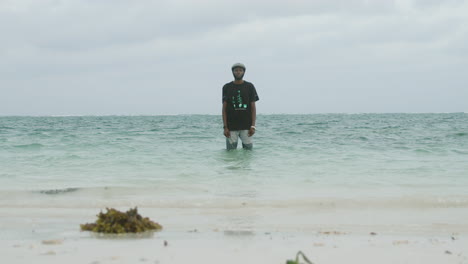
[0,113,467,210]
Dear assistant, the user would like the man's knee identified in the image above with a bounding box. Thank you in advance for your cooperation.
[226,140,238,150]
[242,143,253,150]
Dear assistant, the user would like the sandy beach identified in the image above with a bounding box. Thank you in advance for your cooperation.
[1,205,467,264]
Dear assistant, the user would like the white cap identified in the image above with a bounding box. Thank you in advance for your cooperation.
[231,63,246,71]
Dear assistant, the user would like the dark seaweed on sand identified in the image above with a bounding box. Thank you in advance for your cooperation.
[39,188,79,195]
[286,251,314,264]
[80,207,162,234]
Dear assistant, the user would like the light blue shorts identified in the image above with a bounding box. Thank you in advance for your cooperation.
[226,130,253,150]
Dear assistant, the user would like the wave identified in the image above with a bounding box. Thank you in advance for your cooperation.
[0,173,16,179]
[414,148,431,153]
[297,122,329,126]
[13,143,44,149]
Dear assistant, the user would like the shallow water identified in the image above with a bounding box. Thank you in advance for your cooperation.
[1,113,467,209]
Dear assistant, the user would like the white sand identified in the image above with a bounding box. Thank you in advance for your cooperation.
[1,207,467,264]
[2,230,467,264]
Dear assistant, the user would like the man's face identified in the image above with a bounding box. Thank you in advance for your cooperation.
[232,67,245,80]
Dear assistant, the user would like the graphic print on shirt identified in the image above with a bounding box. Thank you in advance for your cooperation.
[232,90,248,110]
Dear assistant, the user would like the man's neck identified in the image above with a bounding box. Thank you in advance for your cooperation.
[233,80,244,84]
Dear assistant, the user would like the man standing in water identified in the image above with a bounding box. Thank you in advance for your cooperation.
[222,63,259,150]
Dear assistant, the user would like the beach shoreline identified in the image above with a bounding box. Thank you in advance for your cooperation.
[1,206,467,264]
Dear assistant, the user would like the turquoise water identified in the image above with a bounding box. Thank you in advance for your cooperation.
[0,114,467,208]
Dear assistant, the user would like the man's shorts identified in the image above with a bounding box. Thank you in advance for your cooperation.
[226,130,253,150]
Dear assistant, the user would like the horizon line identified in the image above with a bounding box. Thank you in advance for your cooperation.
[1,112,466,117]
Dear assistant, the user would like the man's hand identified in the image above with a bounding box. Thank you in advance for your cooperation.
[224,128,230,138]
[248,127,255,137]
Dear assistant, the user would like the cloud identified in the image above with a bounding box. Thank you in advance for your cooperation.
[1,0,467,114]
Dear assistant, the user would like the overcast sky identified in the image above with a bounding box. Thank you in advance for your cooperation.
[1,0,467,115]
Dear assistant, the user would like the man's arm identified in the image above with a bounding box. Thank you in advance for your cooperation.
[249,101,256,137]
[222,101,230,138]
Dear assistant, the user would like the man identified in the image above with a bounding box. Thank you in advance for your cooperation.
[222,63,259,150]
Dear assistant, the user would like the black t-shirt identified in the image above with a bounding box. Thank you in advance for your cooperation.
[222,81,259,130]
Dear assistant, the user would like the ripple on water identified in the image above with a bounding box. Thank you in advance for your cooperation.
[13,143,44,150]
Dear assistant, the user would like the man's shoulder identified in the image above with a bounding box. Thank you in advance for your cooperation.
[223,81,255,88]
[243,81,255,88]
[223,81,234,87]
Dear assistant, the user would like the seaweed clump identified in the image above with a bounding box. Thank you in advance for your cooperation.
[39,188,79,195]
[80,207,162,234]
